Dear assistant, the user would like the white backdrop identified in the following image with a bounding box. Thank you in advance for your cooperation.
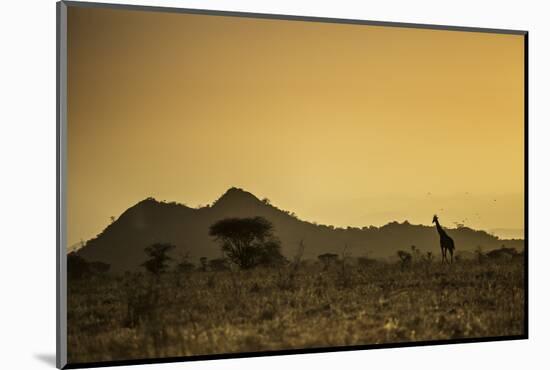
[0,0,547,369]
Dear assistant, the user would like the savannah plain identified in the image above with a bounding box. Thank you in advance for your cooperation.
[67,251,524,364]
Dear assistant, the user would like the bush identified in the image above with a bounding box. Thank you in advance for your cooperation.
[67,253,91,280]
[318,253,338,271]
[397,250,412,270]
[141,243,175,277]
[209,258,230,271]
[68,253,110,280]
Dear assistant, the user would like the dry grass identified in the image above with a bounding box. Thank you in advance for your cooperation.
[67,258,524,364]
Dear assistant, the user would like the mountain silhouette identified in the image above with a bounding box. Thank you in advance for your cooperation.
[75,187,524,273]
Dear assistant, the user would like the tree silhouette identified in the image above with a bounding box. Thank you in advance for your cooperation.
[209,257,229,271]
[209,217,283,269]
[397,250,412,270]
[257,239,287,267]
[141,243,175,277]
[67,253,91,280]
[486,246,518,260]
[175,251,195,273]
[318,253,338,270]
[67,253,110,280]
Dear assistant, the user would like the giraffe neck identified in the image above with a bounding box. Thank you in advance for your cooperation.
[435,219,446,236]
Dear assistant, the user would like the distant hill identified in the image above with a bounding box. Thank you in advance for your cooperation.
[489,228,525,240]
[76,187,524,273]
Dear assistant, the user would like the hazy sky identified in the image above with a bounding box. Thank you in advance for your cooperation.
[67,6,525,246]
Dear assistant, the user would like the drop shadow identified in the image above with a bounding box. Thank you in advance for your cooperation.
[34,353,56,367]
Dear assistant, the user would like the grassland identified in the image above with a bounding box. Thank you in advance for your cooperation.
[67,258,524,364]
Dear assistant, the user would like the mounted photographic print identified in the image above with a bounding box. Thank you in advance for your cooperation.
[56,1,528,368]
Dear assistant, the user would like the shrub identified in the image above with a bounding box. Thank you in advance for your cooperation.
[318,253,338,271]
[67,253,110,280]
[397,250,412,270]
[209,258,230,271]
[141,243,175,277]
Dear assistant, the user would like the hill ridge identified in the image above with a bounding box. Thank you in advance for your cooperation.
[75,187,524,272]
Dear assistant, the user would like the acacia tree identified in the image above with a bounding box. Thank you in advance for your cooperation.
[142,243,175,277]
[209,217,284,269]
[257,239,287,267]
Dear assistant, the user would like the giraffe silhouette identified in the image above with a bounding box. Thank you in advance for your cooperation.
[432,215,455,263]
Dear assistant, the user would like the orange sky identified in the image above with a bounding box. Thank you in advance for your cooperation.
[67,6,525,246]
